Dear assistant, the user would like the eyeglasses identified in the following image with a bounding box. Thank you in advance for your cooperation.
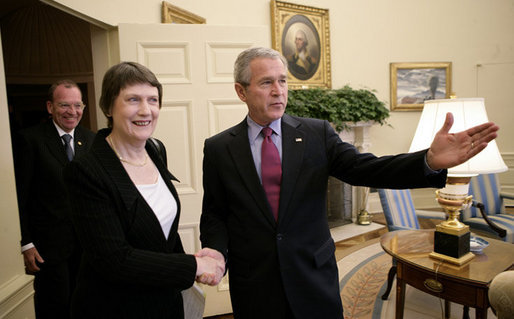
[56,102,86,111]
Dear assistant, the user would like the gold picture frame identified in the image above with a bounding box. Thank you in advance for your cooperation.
[390,62,452,111]
[161,1,206,24]
[270,0,331,89]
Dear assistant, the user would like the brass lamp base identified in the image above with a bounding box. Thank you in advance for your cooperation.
[430,177,475,266]
[432,227,472,261]
[429,251,475,266]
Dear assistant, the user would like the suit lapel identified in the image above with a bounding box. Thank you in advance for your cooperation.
[73,126,91,158]
[96,130,182,246]
[43,121,69,165]
[93,130,142,213]
[95,131,178,248]
[43,122,92,163]
[227,120,276,227]
[278,114,305,224]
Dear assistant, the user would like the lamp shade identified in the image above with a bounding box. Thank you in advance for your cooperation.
[409,98,507,176]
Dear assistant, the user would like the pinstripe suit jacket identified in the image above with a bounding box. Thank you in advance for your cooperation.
[63,128,196,319]
[200,114,447,319]
[14,120,95,263]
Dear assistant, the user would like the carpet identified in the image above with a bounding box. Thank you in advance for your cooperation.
[338,242,391,318]
[337,242,497,319]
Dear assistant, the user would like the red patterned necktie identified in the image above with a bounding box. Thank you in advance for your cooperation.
[261,127,282,220]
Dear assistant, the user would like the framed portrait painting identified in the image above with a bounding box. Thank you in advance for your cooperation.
[270,0,331,89]
[390,62,452,111]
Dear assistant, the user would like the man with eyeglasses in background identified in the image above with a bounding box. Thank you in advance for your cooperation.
[13,79,95,319]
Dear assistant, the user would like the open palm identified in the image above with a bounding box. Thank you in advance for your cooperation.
[426,113,499,170]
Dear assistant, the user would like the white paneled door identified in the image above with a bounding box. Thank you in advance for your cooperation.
[119,24,269,316]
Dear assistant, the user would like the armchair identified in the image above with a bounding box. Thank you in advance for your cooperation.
[489,270,514,319]
[462,174,514,243]
[377,188,446,299]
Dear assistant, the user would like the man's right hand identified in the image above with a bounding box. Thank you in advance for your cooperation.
[194,248,225,286]
[23,247,44,274]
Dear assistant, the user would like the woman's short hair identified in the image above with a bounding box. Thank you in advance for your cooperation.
[234,47,287,87]
[99,62,163,128]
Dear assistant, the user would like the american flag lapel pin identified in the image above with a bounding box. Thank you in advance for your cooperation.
[295,137,302,142]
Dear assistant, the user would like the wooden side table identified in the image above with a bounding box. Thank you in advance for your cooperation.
[380,230,514,319]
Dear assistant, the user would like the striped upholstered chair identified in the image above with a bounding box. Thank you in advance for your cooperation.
[377,188,446,299]
[462,174,514,243]
[378,188,446,232]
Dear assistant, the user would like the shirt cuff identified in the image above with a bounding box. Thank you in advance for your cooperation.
[21,243,35,253]
[424,153,442,175]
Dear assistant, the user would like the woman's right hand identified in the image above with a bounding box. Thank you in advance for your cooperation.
[194,248,225,286]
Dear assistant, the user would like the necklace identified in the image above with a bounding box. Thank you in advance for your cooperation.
[107,135,148,167]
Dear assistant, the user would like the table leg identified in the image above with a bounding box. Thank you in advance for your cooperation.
[463,305,470,319]
[444,300,450,319]
[475,307,487,319]
[396,263,405,319]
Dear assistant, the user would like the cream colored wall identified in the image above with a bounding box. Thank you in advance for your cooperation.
[51,0,514,212]
[0,31,36,319]
[54,0,514,158]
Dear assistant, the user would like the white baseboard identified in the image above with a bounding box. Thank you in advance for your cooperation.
[0,274,35,318]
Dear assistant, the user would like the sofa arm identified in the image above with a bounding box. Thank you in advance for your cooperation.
[489,271,514,319]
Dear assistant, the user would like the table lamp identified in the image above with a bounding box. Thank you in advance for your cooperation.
[409,97,507,265]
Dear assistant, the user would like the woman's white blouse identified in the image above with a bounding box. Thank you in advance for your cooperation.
[136,173,177,239]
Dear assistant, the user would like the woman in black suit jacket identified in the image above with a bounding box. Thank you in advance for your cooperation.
[64,62,224,319]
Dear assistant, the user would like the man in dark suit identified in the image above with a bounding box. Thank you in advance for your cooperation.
[14,80,95,319]
[198,47,498,319]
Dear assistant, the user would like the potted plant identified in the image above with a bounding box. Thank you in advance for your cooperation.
[286,85,390,131]
[286,85,390,226]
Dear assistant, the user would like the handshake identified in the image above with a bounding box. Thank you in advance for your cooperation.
[194,248,225,286]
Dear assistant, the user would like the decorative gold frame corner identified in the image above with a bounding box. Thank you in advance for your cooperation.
[270,0,331,89]
[161,1,206,24]
[390,62,452,111]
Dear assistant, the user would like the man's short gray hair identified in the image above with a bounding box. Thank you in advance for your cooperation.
[234,47,287,86]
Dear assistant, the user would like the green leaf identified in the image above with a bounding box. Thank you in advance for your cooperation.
[286,85,390,131]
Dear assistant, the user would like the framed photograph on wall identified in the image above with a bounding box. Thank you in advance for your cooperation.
[390,62,452,111]
[270,0,331,89]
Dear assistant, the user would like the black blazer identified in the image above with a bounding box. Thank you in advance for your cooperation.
[14,120,95,263]
[63,128,196,319]
[200,114,447,319]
